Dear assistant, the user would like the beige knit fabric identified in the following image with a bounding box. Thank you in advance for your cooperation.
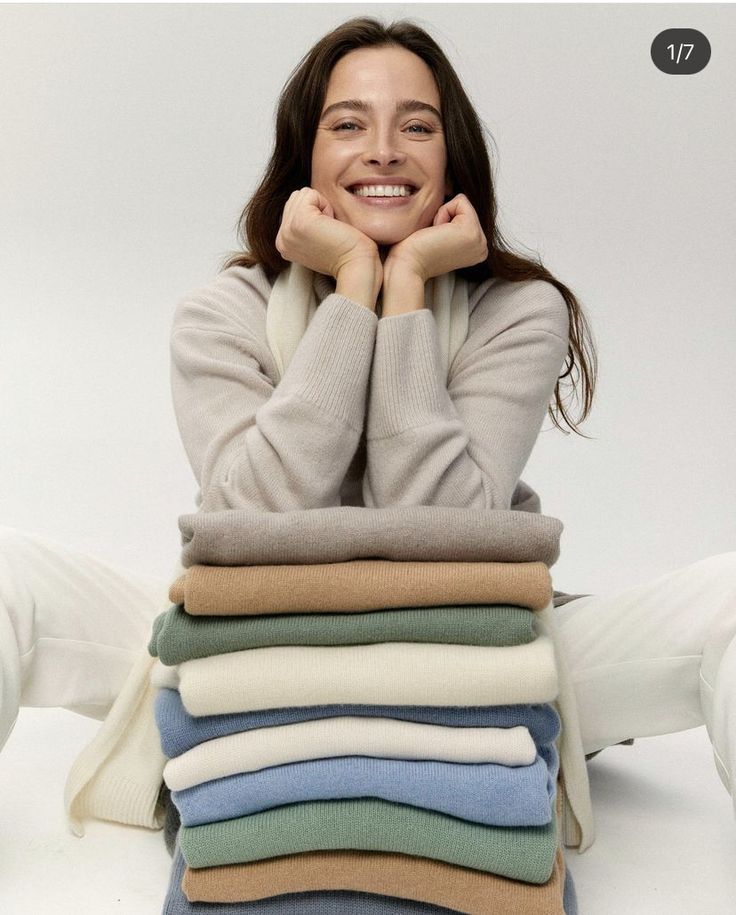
[182,846,566,913]
[169,560,552,615]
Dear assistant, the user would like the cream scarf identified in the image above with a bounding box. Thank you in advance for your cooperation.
[265,262,476,381]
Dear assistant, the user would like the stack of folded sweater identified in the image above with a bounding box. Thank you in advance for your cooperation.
[149,506,578,914]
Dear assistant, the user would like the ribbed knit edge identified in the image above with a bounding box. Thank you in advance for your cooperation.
[369,310,453,440]
[277,294,377,429]
[535,603,594,852]
[64,650,165,836]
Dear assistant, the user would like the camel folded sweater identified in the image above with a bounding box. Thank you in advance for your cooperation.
[168,560,552,615]
[166,844,462,913]
[178,505,561,568]
[178,798,557,882]
[149,603,535,664]
[172,752,556,828]
[181,847,566,914]
[162,717,536,792]
[154,637,558,717]
[154,688,560,758]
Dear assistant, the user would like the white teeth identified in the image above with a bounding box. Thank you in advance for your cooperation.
[352,185,413,197]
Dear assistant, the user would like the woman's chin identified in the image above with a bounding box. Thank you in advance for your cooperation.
[359,223,416,247]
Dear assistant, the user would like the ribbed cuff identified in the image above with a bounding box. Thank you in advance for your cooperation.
[276,293,377,429]
[369,310,454,440]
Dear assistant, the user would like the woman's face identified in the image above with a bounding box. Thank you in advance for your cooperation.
[311,45,452,247]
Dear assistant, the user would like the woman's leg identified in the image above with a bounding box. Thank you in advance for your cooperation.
[0,525,169,750]
[555,552,736,796]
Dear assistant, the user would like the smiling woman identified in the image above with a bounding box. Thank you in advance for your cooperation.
[2,13,736,915]
[310,47,452,248]
[228,17,597,418]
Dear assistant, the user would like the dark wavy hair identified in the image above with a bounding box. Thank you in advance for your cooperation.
[222,16,597,435]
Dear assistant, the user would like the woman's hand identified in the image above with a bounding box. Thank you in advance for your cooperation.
[275,187,380,280]
[383,193,489,283]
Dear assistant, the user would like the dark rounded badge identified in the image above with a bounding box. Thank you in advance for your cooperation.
[651,29,711,74]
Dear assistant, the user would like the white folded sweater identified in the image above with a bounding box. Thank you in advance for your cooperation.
[154,638,558,717]
[163,717,536,792]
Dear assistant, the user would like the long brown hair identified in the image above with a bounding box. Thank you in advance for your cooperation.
[223,17,597,435]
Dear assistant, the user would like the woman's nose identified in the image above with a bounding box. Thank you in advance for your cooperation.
[361,131,406,167]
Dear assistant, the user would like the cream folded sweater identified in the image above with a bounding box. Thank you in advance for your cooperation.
[153,637,558,717]
[163,717,536,792]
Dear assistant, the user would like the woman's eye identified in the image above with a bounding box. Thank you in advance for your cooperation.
[332,121,432,133]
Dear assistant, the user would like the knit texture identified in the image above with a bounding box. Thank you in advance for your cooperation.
[182,847,566,914]
[166,844,460,913]
[162,717,537,792]
[172,752,556,827]
[64,651,167,834]
[265,262,472,386]
[171,265,568,514]
[153,688,561,758]
[164,637,558,716]
[168,560,552,615]
[149,603,535,664]
[178,504,561,567]
[178,798,557,883]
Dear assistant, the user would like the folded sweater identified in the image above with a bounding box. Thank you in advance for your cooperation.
[172,752,556,827]
[168,560,552,615]
[149,603,535,664]
[154,688,561,758]
[178,505,562,568]
[166,844,459,913]
[178,798,557,883]
[162,717,536,792]
[182,847,566,914]
[156,638,558,717]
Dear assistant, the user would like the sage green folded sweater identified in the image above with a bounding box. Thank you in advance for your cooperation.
[179,798,557,884]
[148,603,535,665]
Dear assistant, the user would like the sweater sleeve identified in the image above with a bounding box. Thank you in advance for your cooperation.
[171,267,377,512]
[362,278,569,510]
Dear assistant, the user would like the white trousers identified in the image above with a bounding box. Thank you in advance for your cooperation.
[1,525,735,804]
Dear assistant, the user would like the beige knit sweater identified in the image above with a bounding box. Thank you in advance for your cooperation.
[169,265,569,513]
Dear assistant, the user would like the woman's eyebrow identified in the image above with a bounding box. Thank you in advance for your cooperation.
[320,98,442,121]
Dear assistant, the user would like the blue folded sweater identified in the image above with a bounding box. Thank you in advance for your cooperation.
[172,751,558,827]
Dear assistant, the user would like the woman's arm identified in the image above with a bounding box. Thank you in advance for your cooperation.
[362,277,569,509]
[171,266,377,512]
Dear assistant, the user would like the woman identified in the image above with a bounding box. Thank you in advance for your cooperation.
[171,18,594,519]
[1,13,734,883]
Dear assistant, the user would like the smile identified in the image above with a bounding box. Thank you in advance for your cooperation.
[349,185,415,197]
[345,185,417,208]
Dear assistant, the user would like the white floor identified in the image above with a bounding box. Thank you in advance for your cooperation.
[0,709,735,914]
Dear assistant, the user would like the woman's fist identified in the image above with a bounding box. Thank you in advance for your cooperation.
[384,194,489,282]
[275,187,379,279]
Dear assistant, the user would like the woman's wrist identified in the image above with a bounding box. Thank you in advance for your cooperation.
[335,255,382,311]
[380,258,426,317]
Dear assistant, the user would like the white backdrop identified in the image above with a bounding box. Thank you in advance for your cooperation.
[2,3,734,593]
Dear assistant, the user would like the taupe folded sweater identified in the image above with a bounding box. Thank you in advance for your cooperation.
[178,505,562,568]
[169,560,552,615]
